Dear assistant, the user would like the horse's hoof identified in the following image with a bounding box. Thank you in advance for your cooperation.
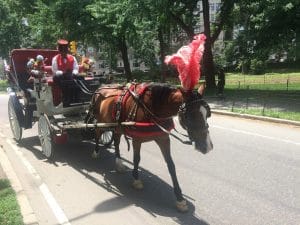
[132,179,144,190]
[176,199,188,212]
[115,158,127,173]
[92,151,100,159]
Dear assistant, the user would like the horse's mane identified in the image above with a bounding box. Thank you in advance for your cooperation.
[148,83,178,111]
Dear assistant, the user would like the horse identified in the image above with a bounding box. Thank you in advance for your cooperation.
[87,82,213,212]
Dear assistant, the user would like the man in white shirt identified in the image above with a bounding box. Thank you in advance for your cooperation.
[52,39,79,106]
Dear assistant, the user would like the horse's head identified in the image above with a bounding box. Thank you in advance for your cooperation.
[178,90,213,154]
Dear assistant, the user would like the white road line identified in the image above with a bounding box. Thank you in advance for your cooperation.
[5,139,71,225]
[7,139,41,180]
[211,125,300,146]
[39,184,71,225]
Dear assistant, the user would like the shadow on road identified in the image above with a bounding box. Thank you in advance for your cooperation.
[18,135,209,225]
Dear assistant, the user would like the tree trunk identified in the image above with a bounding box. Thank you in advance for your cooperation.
[118,35,132,82]
[158,27,167,82]
[296,28,300,62]
[202,0,216,89]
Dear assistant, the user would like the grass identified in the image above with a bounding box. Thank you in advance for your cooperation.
[0,80,8,93]
[0,179,23,225]
[225,72,300,89]
[232,107,300,121]
[208,71,300,122]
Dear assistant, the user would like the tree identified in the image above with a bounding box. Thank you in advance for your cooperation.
[87,0,144,81]
[228,0,300,72]
[27,0,64,48]
[167,0,235,88]
[0,1,23,58]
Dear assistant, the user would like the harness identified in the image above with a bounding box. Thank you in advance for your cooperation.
[112,83,175,138]
[88,83,202,144]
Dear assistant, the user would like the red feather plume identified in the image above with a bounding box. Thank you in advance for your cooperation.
[164,34,206,90]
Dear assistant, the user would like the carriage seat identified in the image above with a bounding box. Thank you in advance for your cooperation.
[22,65,91,107]
[46,75,97,107]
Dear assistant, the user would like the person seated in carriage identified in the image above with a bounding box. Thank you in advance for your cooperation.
[51,39,79,106]
[79,57,94,77]
[27,55,45,83]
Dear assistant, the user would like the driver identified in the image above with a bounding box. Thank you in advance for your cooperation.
[52,39,79,105]
[52,39,79,85]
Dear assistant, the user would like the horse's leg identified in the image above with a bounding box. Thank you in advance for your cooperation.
[155,135,188,212]
[131,138,143,189]
[92,128,102,158]
[114,133,127,173]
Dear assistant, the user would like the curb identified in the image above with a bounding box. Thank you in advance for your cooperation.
[211,109,300,127]
[0,145,39,225]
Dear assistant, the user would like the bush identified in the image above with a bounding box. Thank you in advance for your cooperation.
[250,59,266,74]
[0,80,8,92]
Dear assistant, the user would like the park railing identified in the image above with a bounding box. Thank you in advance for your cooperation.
[206,73,300,121]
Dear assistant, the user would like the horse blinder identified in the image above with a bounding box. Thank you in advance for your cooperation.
[178,98,213,154]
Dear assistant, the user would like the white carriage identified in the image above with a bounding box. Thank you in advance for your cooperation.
[7,49,116,158]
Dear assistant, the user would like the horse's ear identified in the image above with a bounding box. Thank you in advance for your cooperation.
[197,82,206,96]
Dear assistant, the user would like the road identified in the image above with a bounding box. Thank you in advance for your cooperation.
[0,94,299,225]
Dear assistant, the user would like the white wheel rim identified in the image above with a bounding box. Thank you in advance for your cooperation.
[101,131,113,145]
[38,115,52,158]
[8,100,22,141]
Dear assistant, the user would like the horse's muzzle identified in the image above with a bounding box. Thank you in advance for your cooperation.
[194,132,213,154]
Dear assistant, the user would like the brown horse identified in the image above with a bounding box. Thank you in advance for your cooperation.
[87,82,213,212]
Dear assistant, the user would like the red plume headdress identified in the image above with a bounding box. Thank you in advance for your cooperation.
[164,34,206,90]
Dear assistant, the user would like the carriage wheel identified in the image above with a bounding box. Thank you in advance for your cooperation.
[8,97,23,141]
[38,114,54,158]
[100,131,114,147]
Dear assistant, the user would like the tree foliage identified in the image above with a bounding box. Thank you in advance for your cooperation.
[1,0,298,84]
[0,1,23,58]
[226,0,300,73]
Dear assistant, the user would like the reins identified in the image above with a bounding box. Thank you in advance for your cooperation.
[73,78,94,95]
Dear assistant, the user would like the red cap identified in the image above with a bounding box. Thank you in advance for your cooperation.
[57,39,69,45]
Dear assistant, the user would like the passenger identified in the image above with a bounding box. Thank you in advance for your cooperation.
[79,57,94,76]
[27,55,45,83]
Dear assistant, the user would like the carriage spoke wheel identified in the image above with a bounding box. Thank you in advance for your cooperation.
[100,131,114,147]
[38,114,54,158]
[8,98,22,141]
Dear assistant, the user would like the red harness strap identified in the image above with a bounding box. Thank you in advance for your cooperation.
[124,119,174,137]
[113,83,174,137]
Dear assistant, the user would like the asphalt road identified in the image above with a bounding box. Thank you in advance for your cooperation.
[0,94,299,225]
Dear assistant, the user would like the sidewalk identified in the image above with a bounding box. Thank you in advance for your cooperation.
[0,145,38,225]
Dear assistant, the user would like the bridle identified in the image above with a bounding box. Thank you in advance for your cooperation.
[128,87,210,144]
[178,96,211,138]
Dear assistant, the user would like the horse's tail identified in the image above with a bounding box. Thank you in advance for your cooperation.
[89,91,101,114]
[86,91,101,123]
